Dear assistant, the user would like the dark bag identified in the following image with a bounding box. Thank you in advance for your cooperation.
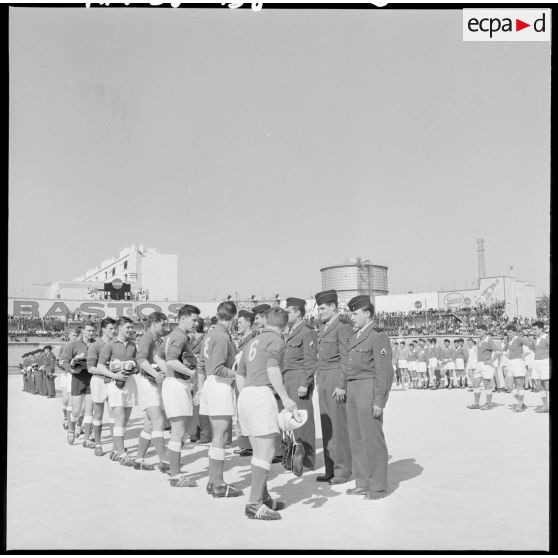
[281,429,305,477]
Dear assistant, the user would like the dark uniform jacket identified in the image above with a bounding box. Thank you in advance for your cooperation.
[43,352,56,376]
[344,325,394,409]
[284,322,318,388]
[317,315,353,388]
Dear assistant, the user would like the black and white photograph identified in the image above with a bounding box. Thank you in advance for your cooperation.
[6,2,551,551]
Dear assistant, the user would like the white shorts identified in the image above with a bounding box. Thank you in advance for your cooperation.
[136,373,163,411]
[417,361,427,373]
[533,359,550,381]
[162,376,193,418]
[508,358,526,378]
[90,375,110,404]
[107,377,137,408]
[500,355,509,369]
[525,354,535,369]
[475,362,495,381]
[237,386,279,437]
[466,361,477,372]
[443,362,455,372]
[428,358,438,368]
[408,361,417,372]
[398,360,408,369]
[455,358,465,370]
[200,374,236,417]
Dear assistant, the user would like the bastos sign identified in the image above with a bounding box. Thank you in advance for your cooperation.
[8,299,221,320]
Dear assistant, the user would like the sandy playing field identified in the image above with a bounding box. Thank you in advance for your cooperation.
[6,375,549,551]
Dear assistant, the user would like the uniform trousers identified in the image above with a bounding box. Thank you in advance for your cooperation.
[346,378,388,492]
[317,369,352,479]
[46,375,56,397]
[283,370,316,468]
[41,371,49,396]
[31,373,38,394]
[35,370,44,395]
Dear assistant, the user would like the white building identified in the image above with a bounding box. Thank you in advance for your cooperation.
[49,244,178,301]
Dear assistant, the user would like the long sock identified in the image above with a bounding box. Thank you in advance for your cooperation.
[541,394,548,408]
[249,458,270,504]
[208,446,225,486]
[113,426,125,453]
[69,418,77,435]
[473,389,481,405]
[62,405,67,419]
[485,390,493,406]
[151,431,166,462]
[93,419,103,445]
[511,388,519,403]
[83,415,93,441]
[168,440,182,478]
[517,390,525,408]
[136,430,152,460]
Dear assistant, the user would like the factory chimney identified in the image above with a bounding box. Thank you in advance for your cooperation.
[477,238,486,280]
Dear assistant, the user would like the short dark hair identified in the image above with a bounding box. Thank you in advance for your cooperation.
[429,338,437,343]
[400,341,405,346]
[266,307,288,328]
[147,311,167,326]
[210,316,218,326]
[408,342,414,347]
[217,301,237,321]
[116,317,133,329]
[100,317,116,330]
[477,324,488,332]
[195,318,205,333]
[458,338,464,343]
[444,339,450,343]
[178,305,200,319]
[238,313,254,326]
[532,321,544,329]
[82,321,96,329]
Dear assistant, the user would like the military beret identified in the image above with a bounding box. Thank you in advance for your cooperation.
[285,297,306,311]
[252,304,271,316]
[237,310,254,321]
[315,289,338,306]
[347,294,373,312]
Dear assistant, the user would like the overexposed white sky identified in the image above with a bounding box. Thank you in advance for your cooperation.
[9,7,551,299]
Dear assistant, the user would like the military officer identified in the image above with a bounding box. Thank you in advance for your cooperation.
[315,289,353,484]
[36,349,46,396]
[281,297,318,469]
[344,295,394,500]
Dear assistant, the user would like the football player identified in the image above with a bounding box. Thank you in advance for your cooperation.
[532,322,550,413]
[236,307,296,520]
[58,328,79,429]
[63,322,96,447]
[198,301,243,498]
[134,312,170,472]
[161,305,200,487]
[87,318,117,456]
[97,317,138,466]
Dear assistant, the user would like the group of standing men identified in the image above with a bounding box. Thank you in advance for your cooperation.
[20,346,57,397]
[35,289,395,521]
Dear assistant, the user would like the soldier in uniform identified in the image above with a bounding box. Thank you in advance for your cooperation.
[36,348,46,396]
[190,318,211,444]
[233,310,257,457]
[42,345,57,398]
[344,295,394,500]
[282,297,318,469]
[314,289,353,485]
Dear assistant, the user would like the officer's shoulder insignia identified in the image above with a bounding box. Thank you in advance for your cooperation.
[380,348,387,358]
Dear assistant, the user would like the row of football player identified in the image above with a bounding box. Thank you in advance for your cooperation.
[55,291,395,520]
[389,325,550,412]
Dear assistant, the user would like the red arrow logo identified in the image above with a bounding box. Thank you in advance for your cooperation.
[516,19,530,31]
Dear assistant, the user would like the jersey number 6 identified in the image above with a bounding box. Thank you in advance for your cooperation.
[203,337,211,359]
[248,339,259,362]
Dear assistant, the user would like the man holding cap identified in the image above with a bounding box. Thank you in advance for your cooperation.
[283,297,318,470]
[345,295,394,500]
[315,289,353,485]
